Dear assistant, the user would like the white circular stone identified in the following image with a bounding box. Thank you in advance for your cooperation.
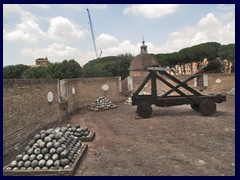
[72,87,75,94]
[216,79,222,84]
[102,84,109,91]
[47,92,53,102]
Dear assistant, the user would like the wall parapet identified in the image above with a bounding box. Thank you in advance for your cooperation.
[4,78,58,86]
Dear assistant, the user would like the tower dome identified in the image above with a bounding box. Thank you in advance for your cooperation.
[129,40,159,76]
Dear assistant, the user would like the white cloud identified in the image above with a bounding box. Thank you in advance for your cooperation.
[198,13,221,29]
[19,39,163,66]
[106,40,137,54]
[3,4,36,21]
[96,33,119,48]
[47,17,86,42]
[159,13,235,53]
[3,19,46,44]
[218,21,235,44]
[20,43,84,64]
[45,43,81,58]
[3,4,45,44]
[98,40,161,59]
[124,4,181,19]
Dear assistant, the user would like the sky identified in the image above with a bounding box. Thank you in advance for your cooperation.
[3,4,235,67]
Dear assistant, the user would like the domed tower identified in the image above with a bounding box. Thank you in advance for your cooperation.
[129,40,159,77]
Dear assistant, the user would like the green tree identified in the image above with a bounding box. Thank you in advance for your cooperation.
[83,53,133,79]
[183,42,221,62]
[217,44,235,60]
[21,59,82,79]
[47,60,82,79]
[3,64,30,79]
[47,62,62,79]
[155,52,182,73]
[21,66,51,78]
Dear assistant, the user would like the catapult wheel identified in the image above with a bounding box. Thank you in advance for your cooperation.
[190,103,200,112]
[199,99,216,116]
[137,102,152,118]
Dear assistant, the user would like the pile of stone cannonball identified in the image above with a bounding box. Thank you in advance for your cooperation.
[66,124,91,138]
[227,87,235,95]
[90,96,117,111]
[5,125,86,171]
[124,97,132,105]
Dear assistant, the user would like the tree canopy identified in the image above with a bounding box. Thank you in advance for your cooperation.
[47,59,83,79]
[21,66,51,79]
[3,59,82,79]
[3,64,30,79]
[154,42,234,73]
[83,53,134,79]
[155,42,222,67]
[217,44,235,61]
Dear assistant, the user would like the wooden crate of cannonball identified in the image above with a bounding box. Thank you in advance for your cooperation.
[73,127,95,142]
[3,144,88,176]
[3,126,88,176]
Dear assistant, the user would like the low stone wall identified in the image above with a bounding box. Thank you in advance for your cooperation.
[130,73,235,95]
[3,77,125,156]
[3,79,62,155]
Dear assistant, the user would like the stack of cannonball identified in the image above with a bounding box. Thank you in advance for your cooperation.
[6,126,84,171]
[67,124,91,138]
[90,96,117,111]
[124,97,132,105]
[227,87,235,95]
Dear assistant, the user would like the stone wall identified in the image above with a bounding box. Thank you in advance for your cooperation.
[130,73,235,95]
[206,73,235,94]
[3,77,125,155]
[67,77,124,110]
[3,79,63,155]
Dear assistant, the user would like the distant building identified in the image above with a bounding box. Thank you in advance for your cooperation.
[172,58,209,75]
[222,59,233,73]
[34,57,50,67]
[129,41,159,77]
[192,62,198,74]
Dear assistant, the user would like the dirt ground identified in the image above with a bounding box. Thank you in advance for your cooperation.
[4,95,235,176]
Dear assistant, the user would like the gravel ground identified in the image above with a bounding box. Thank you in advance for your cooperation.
[4,95,235,176]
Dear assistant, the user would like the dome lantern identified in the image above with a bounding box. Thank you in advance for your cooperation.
[129,40,159,77]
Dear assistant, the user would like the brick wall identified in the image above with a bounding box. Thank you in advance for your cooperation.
[65,77,124,113]
[131,73,235,95]
[3,79,63,155]
[205,73,235,94]
[69,77,124,109]
[3,77,125,155]
[131,74,195,96]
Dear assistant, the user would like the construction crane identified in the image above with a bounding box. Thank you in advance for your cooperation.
[99,49,103,58]
[86,8,100,59]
